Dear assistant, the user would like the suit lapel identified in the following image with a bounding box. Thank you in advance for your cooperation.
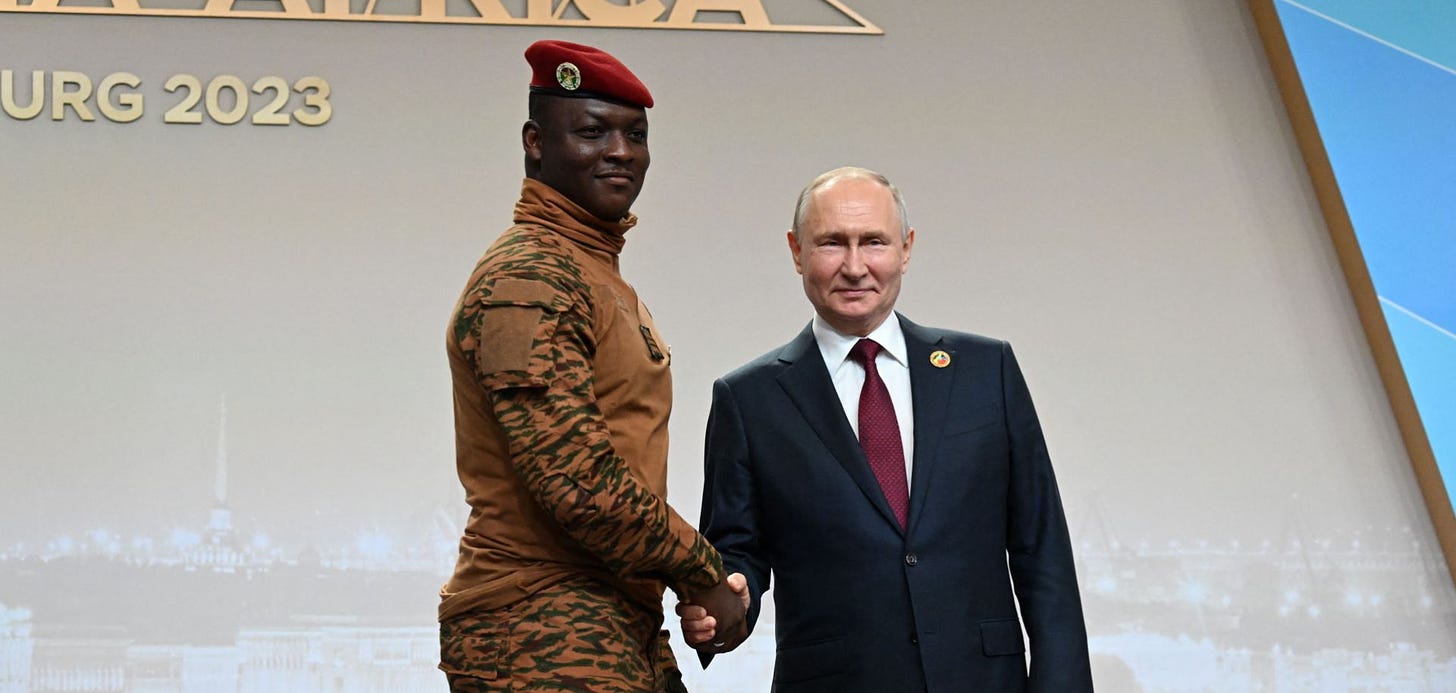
[901,315,955,533]
[776,324,903,532]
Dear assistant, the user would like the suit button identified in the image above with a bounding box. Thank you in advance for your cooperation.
[911,635,920,645]
[904,553,918,567]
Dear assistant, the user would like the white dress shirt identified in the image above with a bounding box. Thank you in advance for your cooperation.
[812,313,916,489]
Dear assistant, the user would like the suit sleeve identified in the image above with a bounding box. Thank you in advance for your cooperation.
[1000,341,1093,692]
[454,269,724,598]
[698,377,772,664]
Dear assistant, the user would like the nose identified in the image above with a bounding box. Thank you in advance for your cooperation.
[841,246,868,279]
[603,131,632,163]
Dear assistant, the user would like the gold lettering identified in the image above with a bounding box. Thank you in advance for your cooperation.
[205,74,249,125]
[203,0,311,15]
[51,71,94,122]
[567,0,666,23]
[97,72,142,123]
[417,0,510,20]
[250,76,291,126]
[292,76,331,126]
[2,70,45,120]
[24,0,139,10]
[163,74,204,124]
[0,0,882,34]
[664,0,769,27]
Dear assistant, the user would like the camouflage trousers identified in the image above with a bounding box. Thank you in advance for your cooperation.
[440,576,689,693]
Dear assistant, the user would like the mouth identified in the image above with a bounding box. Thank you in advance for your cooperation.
[834,287,876,298]
[596,170,636,184]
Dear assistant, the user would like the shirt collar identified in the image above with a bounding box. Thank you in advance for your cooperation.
[812,313,908,369]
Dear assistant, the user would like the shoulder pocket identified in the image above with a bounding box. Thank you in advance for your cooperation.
[460,278,568,390]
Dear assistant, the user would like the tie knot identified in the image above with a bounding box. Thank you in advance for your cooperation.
[850,338,882,366]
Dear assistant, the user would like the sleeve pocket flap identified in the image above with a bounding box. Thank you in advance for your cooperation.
[484,277,561,309]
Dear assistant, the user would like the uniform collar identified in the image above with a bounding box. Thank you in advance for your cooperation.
[514,178,636,256]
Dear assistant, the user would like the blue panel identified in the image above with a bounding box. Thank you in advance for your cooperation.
[1384,300,1456,509]
[1275,0,1456,489]
[1276,1,1456,334]
[1289,0,1456,71]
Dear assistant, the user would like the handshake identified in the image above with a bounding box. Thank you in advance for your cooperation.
[677,573,752,655]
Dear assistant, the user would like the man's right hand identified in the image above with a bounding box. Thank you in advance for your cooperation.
[679,572,750,653]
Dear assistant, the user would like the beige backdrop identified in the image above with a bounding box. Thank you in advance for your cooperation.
[2,1,1454,691]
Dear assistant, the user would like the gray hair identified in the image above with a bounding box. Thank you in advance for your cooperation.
[791,166,910,241]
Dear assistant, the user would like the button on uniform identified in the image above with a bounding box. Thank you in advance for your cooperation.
[904,553,918,567]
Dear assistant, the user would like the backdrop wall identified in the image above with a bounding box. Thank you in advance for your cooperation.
[2,1,1454,690]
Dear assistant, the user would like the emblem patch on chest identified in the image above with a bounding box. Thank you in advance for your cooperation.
[639,325,666,362]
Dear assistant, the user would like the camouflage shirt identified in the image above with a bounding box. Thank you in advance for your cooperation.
[440,178,724,622]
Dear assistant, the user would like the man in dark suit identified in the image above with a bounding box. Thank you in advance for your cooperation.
[678,167,1092,692]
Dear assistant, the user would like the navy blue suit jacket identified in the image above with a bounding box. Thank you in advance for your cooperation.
[699,315,1092,692]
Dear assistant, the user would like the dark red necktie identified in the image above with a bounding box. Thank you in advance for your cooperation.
[850,339,909,528]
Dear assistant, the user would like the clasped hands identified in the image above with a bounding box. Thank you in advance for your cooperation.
[677,572,751,654]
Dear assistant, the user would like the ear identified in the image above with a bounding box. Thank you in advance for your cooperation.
[901,228,915,274]
[786,229,805,275]
[522,120,543,165]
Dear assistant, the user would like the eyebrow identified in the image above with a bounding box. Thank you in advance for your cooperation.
[816,228,891,239]
[578,104,647,125]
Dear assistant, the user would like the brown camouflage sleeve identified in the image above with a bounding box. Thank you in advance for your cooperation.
[454,242,724,597]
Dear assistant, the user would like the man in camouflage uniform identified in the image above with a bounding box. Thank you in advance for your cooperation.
[439,40,748,692]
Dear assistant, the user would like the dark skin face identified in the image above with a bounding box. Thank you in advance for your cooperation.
[523,96,650,222]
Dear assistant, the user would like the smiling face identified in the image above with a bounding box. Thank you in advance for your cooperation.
[524,96,650,221]
[788,176,915,337]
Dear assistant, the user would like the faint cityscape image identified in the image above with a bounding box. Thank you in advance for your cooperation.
[677,501,1456,693]
[4,404,1455,691]
[1,401,451,693]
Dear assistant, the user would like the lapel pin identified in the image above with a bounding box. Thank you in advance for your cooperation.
[930,350,951,368]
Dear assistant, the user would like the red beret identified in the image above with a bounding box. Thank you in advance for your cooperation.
[525,40,653,109]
